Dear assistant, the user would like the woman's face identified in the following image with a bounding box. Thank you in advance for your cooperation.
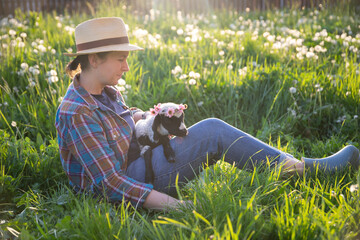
[96,51,130,86]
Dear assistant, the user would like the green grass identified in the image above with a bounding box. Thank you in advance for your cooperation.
[0,0,360,239]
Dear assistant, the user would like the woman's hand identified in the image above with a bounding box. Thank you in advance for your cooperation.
[143,190,193,211]
[132,111,145,123]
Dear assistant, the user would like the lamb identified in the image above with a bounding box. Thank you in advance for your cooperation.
[134,103,188,183]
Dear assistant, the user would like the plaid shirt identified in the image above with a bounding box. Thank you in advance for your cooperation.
[55,74,153,207]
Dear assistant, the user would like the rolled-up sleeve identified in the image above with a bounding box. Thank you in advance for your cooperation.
[67,113,152,207]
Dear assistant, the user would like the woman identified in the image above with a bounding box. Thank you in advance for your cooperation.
[56,17,359,211]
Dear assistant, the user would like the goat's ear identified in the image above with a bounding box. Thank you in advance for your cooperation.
[152,115,161,141]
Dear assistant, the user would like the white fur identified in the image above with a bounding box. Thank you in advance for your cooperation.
[135,103,186,152]
[158,103,183,117]
[135,117,157,143]
[157,124,169,135]
[140,145,151,156]
[179,122,186,130]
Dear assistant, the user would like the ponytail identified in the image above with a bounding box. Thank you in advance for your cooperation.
[65,52,110,78]
[66,55,89,78]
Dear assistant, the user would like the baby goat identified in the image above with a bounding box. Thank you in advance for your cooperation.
[135,103,188,183]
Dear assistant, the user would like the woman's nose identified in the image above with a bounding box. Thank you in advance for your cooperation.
[122,60,129,72]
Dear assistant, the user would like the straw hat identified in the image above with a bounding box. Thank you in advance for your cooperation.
[64,17,143,57]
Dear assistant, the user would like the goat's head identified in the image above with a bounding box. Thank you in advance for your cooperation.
[151,103,188,137]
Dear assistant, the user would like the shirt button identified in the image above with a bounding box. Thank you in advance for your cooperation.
[113,134,117,138]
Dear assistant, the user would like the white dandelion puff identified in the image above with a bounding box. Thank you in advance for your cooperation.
[177,28,184,35]
[118,78,126,85]
[350,184,358,192]
[171,66,182,75]
[189,79,197,85]
[289,87,297,94]
[9,29,16,36]
[21,63,29,70]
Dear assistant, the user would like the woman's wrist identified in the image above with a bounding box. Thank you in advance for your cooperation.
[133,111,145,123]
[143,190,189,211]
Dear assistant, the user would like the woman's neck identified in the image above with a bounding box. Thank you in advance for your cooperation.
[78,70,104,95]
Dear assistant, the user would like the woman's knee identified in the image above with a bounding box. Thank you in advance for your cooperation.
[190,118,226,135]
[197,118,227,129]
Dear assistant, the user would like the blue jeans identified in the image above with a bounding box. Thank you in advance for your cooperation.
[126,118,291,196]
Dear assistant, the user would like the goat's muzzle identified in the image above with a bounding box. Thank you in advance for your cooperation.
[177,129,188,137]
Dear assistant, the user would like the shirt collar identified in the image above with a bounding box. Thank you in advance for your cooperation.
[73,73,99,111]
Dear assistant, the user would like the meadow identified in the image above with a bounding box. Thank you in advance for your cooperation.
[0,0,360,239]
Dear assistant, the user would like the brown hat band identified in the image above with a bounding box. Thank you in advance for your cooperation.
[76,36,130,51]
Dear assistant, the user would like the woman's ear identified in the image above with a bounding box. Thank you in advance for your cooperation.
[88,54,98,68]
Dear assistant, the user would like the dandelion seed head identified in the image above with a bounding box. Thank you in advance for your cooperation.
[21,63,29,70]
[33,69,40,75]
[350,184,358,192]
[118,78,126,85]
[179,74,187,80]
[48,75,59,83]
[17,42,25,47]
[189,79,196,85]
[289,87,297,94]
[9,29,16,36]
[171,66,182,75]
[176,28,184,35]
[116,86,125,92]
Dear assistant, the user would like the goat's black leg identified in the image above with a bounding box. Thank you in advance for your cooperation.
[160,136,176,163]
[142,146,155,184]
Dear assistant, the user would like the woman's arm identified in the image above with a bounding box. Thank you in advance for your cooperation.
[143,189,191,211]
[67,113,153,206]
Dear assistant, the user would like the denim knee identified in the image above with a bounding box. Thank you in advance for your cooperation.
[198,118,226,129]
[189,118,226,143]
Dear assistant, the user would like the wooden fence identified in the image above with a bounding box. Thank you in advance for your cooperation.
[0,0,354,17]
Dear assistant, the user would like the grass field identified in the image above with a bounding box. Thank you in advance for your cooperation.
[0,0,360,239]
